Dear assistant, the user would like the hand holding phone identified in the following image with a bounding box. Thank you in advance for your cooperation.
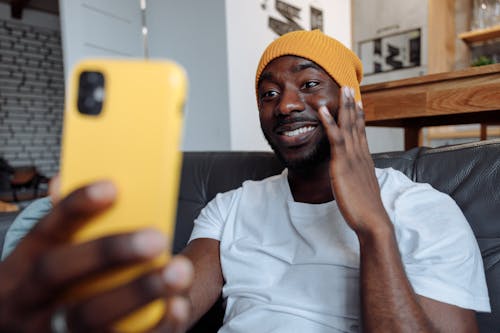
[0,180,194,333]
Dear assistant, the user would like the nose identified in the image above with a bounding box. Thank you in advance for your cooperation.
[276,88,305,116]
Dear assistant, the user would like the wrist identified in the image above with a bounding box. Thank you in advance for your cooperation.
[356,216,396,248]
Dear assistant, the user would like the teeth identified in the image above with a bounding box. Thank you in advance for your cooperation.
[283,126,315,137]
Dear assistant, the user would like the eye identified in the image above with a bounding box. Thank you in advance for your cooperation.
[260,89,279,101]
[303,81,319,89]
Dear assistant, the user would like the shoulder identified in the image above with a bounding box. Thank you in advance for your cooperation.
[8,197,52,232]
[2,197,52,259]
[240,172,284,193]
[376,170,490,311]
[376,167,459,219]
[376,167,424,194]
[208,172,285,211]
[377,167,474,256]
[190,173,284,242]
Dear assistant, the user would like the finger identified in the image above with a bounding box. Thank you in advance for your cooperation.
[16,229,168,308]
[31,181,117,243]
[338,87,355,152]
[338,87,354,128]
[162,256,195,292]
[151,297,190,333]
[48,174,61,205]
[66,270,166,332]
[355,100,371,158]
[349,88,357,125]
[66,257,193,332]
[318,105,346,155]
[349,88,361,150]
[149,257,194,333]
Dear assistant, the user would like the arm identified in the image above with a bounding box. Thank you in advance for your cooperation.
[181,238,224,329]
[317,86,479,332]
[358,223,477,333]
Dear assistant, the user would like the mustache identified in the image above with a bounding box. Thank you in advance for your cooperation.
[273,108,339,130]
[274,116,318,127]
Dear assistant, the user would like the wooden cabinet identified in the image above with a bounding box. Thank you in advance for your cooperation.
[361,64,500,149]
[425,0,500,145]
[354,0,500,148]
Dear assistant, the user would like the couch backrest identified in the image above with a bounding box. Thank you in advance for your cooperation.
[176,140,499,333]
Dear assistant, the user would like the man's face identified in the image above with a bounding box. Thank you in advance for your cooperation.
[257,55,340,170]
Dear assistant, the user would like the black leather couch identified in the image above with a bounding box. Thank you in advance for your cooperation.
[0,139,498,332]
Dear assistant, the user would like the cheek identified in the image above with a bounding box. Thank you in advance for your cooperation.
[259,111,273,130]
[312,95,338,111]
[316,98,328,108]
[312,96,339,121]
[259,103,275,118]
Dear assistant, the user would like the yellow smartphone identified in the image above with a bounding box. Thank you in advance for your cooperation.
[59,59,187,332]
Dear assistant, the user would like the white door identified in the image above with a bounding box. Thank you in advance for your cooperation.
[59,0,144,82]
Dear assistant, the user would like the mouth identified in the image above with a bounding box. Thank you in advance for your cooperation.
[273,122,320,147]
[281,125,316,137]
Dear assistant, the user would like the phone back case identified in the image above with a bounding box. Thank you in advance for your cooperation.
[60,59,187,332]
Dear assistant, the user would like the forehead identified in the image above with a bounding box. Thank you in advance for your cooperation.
[258,55,329,85]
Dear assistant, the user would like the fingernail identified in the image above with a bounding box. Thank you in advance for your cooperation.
[357,100,363,109]
[343,86,350,98]
[86,181,116,201]
[347,87,354,99]
[319,105,330,117]
[132,229,166,257]
[163,257,194,286]
[170,297,189,322]
[49,175,61,204]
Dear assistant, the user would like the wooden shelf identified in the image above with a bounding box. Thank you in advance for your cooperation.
[458,25,500,44]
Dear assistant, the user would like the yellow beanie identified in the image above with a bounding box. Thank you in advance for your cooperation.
[256,29,363,101]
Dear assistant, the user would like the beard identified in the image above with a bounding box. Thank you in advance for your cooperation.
[262,130,331,171]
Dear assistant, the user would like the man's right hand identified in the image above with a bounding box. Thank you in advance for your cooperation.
[0,181,194,333]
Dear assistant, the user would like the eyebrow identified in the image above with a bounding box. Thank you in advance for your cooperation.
[258,72,273,87]
[258,60,323,88]
[291,61,323,73]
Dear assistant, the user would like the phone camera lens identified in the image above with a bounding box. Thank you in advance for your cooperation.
[77,71,105,116]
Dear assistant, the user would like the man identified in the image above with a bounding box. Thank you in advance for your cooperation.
[0,30,490,332]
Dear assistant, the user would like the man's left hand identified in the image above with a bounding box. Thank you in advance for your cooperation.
[318,86,392,236]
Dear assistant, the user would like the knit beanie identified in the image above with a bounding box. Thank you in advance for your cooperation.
[256,29,363,101]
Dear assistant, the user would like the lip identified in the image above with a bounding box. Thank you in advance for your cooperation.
[273,122,320,147]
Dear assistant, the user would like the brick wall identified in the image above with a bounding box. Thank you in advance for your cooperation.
[0,18,64,177]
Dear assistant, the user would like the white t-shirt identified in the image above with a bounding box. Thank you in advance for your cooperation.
[189,168,490,333]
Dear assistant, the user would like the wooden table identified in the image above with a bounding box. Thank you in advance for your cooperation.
[361,64,500,149]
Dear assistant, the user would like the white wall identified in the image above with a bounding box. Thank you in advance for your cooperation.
[353,0,428,85]
[146,0,231,151]
[146,0,351,151]
[353,0,424,152]
[57,0,403,153]
[225,0,352,151]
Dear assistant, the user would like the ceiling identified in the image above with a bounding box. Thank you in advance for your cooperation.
[0,0,59,18]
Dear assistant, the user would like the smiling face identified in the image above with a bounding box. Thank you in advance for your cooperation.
[257,55,340,170]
